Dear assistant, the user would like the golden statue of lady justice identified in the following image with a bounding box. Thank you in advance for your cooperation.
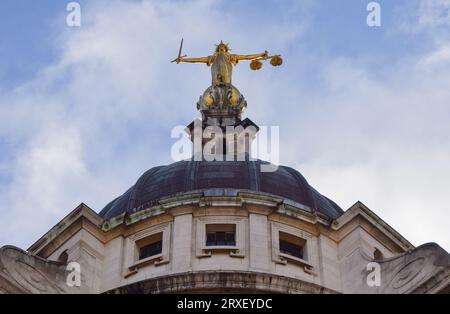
[172,40,282,86]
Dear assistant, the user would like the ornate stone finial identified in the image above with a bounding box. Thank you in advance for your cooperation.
[176,40,281,159]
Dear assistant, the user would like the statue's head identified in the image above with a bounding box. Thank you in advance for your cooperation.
[215,41,230,53]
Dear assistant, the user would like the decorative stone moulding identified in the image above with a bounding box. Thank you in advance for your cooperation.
[100,189,329,231]
[124,223,172,278]
[197,84,247,113]
[195,216,247,259]
[270,221,316,276]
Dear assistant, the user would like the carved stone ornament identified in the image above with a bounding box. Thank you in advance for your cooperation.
[197,84,247,112]
[0,246,68,294]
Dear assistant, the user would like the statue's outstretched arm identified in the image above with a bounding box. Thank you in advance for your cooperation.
[234,51,269,61]
[176,56,210,64]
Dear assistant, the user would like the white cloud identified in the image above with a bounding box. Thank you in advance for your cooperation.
[0,0,449,254]
[0,0,307,247]
[398,0,450,44]
[419,44,450,66]
[417,0,450,29]
[278,49,450,251]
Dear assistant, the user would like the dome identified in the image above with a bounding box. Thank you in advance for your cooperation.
[99,160,344,220]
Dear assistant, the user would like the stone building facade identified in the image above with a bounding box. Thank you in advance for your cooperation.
[1,48,449,294]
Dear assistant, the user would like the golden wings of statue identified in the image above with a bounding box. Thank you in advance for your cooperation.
[172,39,283,85]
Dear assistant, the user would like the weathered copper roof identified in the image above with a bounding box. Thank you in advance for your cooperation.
[99,160,344,220]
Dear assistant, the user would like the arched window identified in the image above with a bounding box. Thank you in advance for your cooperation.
[58,251,69,264]
[373,248,383,260]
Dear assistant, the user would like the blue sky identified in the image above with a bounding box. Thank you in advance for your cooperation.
[0,0,449,251]
[0,0,431,87]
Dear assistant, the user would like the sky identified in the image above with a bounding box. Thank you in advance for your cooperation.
[0,0,449,251]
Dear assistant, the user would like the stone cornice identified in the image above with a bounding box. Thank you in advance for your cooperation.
[28,203,104,255]
[28,195,415,260]
[333,201,413,251]
[103,270,340,294]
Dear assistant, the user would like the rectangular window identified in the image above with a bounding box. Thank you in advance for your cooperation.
[279,231,305,260]
[136,232,163,260]
[206,224,236,246]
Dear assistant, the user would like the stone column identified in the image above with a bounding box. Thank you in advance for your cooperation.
[171,213,193,272]
[249,212,270,271]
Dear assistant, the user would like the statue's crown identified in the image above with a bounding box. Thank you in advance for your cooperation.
[215,41,230,53]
